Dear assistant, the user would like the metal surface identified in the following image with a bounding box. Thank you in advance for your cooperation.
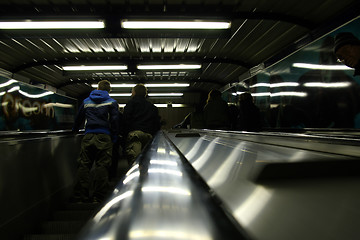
[0,131,82,240]
[77,131,248,240]
[167,130,360,240]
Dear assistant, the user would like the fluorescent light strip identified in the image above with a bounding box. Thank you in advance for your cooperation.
[63,65,127,71]
[292,63,352,70]
[118,103,186,108]
[121,20,231,29]
[250,82,299,88]
[137,64,201,70]
[92,83,190,88]
[148,93,183,97]
[239,92,307,97]
[110,93,131,97]
[0,21,105,29]
[110,93,183,97]
[271,91,307,97]
[145,83,189,87]
[304,82,351,88]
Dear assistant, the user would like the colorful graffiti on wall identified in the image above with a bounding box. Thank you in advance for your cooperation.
[0,77,76,131]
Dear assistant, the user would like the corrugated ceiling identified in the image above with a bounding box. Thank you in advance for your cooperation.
[0,0,358,102]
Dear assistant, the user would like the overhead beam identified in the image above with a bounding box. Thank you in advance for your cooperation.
[11,56,251,73]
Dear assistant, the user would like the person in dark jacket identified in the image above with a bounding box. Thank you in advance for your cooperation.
[72,80,119,203]
[236,92,262,131]
[203,89,230,129]
[334,32,360,76]
[123,84,160,165]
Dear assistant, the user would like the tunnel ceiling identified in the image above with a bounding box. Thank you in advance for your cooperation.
[0,0,359,102]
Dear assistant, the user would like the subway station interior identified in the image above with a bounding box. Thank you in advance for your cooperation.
[1,0,360,239]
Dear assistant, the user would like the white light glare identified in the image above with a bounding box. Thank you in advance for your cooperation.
[241,92,307,97]
[111,93,183,97]
[292,63,352,70]
[0,21,105,29]
[92,83,190,88]
[150,160,178,166]
[137,64,201,70]
[304,82,352,88]
[121,20,231,29]
[148,169,183,177]
[148,93,183,97]
[0,79,17,88]
[250,82,299,88]
[142,186,191,196]
[63,65,127,71]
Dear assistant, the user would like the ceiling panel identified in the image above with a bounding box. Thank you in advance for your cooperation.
[0,0,357,103]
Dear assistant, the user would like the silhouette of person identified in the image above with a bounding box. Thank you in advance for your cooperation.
[123,84,161,165]
[236,92,262,131]
[203,89,230,130]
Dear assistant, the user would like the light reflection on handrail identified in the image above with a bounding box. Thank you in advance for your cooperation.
[123,171,140,184]
[126,164,139,176]
[148,168,183,177]
[141,186,191,196]
[93,190,134,222]
[150,160,178,166]
[129,230,212,240]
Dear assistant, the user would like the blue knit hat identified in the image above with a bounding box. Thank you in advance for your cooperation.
[334,32,360,53]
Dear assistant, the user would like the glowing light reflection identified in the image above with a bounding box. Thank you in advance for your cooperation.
[150,160,178,166]
[93,191,134,222]
[148,168,183,177]
[141,186,191,196]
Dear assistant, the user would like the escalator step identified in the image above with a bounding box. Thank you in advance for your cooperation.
[40,221,85,234]
[23,234,76,240]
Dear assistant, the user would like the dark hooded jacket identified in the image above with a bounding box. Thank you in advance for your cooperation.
[123,95,160,136]
[73,90,119,140]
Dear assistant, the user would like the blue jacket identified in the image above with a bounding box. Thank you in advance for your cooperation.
[73,90,119,141]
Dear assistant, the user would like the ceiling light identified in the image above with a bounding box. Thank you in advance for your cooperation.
[303,82,351,88]
[148,93,183,97]
[145,83,189,87]
[92,83,190,88]
[110,93,183,97]
[137,64,201,70]
[292,63,352,70]
[109,93,132,97]
[63,65,127,71]
[121,20,231,29]
[0,21,105,29]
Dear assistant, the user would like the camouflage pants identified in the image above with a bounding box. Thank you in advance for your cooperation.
[74,133,112,200]
[125,130,152,165]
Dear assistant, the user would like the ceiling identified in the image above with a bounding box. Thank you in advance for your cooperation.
[0,0,359,104]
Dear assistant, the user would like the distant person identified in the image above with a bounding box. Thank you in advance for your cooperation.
[236,92,262,131]
[174,103,205,129]
[203,89,230,129]
[123,84,161,165]
[334,32,360,76]
[72,80,119,203]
